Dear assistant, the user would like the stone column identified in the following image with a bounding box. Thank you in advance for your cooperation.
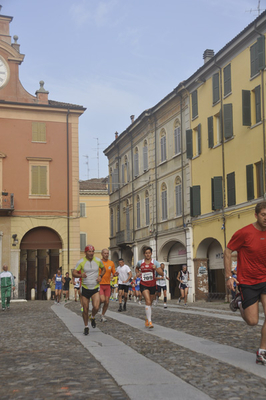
[27,250,36,300]
[10,248,20,299]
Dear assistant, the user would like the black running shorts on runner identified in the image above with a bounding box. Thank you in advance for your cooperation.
[140,284,156,295]
[239,282,266,309]
[157,285,167,292]
[81,286,99,299]
[118,284,129,293]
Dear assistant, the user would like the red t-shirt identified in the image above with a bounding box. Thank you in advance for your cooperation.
[139,260,156,287]
[227,223,266,285]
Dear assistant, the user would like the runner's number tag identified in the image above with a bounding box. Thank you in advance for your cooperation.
[142,272,153,281]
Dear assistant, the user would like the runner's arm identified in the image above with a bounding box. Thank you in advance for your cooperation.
[224,247,238,290]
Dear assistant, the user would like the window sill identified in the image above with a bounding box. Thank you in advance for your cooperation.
[250,121,262,130]
[213,142,222,149]
[212,99,220,107]
[192,154,200,160]
[223,91,232,100]
[250,72,260,81]
[172,152,181,159]
[224,135,234,143]
[192,115,198,122]
[159,160,167,166]
[29,195,50,199]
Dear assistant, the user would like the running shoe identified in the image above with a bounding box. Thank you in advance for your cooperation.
[148,321,154,329]
[100,315,107,322]
[230,293,241,312]
[138,301,142,305]
[118,304,122,312]
[178,298,181,304]
[84,327,89,335]
[145,319,149,327]
[91,318,96,328]
[164,303,167,308]
[123,303,126,311]
[256,350,266,365]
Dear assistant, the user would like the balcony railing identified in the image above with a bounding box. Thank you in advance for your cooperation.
[0,192,14,213]
[116,229,133,245]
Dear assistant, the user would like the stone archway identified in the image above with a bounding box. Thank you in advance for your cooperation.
[20,227,62,300]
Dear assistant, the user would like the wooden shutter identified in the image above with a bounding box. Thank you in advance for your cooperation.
[246,164,254,201]
[224,104,233,139]
[137,201,140,229]
[190,186,201,217]
[192,90,198,118]
[161,136,166,162]
[242,90,251,126]
[211,176,223,210]
[175,184,182,216]
[32,122,46,142]
[250,42,258,77]
[255,85,261,123]
[80,233,86,251]
[197,124,201,155]
[143,145,148,171]
[161,190,167,220]
[31,165,47,195]
[224,64,231,96]
[227,172,236,206]
[134,153,139,177]
[186,129,193,159]
[145,197,150,225]
[212,73,220,104]
[257,36,265,70]
[208,116,214,148]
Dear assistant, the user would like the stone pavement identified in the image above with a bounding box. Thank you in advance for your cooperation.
[1,298,266,399]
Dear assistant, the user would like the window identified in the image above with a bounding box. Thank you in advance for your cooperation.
[136,195,140,229]
[113,163,119,191]
[80,233,86,251]
[126,200,130,231]
[246,164,254,201]
[143,140,148,171]
[80,203,86,217]
[242,86,261,126]
[110,209,114,236]
[145,190,150,226]
[212,72,220,104]
[186,129,193,159]
[28,158,51,197]
[174,125,181,155]
[227,172,235,207]
[117,206,120,232]
[32,122,46,142]
[193,124,201,156]
[255,160,264,198]
[246,161,264,200]
[122,155,129,184]
[223,104,233,139]
[109,167,113,193]
[224,64,231,96]
[134,148,139,177]
[190,186,201,217]
[211,176,223,210]
[191,90,198,119]
[175,177,182,216]
[161,183,168,221]
[250,36,265,78]
[160,130,167,162]
[208,116,214,148]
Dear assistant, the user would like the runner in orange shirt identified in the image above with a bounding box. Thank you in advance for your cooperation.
[100,248,118,322]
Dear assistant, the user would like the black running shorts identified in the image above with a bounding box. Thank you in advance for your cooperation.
[140,284,156,295]
[239,282,266,309]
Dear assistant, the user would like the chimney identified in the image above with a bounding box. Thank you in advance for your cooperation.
[115,131,118,139]
[130,115,135,124]
[203,49,215,64]
[35,80,49,104]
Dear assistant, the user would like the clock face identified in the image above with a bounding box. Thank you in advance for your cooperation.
[0,56,9,89]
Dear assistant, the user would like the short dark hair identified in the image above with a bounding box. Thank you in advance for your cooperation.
[255,201,266,215]
[118,258,124,261]
[143,246,153,254]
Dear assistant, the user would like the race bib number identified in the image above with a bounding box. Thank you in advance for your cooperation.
[142,272,153,281]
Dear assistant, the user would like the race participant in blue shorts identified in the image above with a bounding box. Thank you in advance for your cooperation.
[53,269,65,304]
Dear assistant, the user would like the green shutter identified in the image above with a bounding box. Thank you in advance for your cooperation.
[212,176,223,210]
[197,124,201,155]
[227,172,235,207]
[224,64,231,96]
[190,186,201,217]
[250,42,258,77]
[32,122,46,142]
[224,104,233,139]
[192,90,198,119]
[242,90,251,126]
[257,36,265,70]
[208,116,214,148]
[212,73,220,104]
[246,164,254,201]
[31,165,47,195]
[186,129,193,159]
[255,85,261,123]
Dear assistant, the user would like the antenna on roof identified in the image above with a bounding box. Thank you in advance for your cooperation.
[83,155,89,180]
[246,0,264,16]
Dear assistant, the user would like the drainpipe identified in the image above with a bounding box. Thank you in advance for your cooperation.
[254,23,266,194]
[130,132,135,243]
[180,93,185,228]
[66,108,70,268]
[154,117,158,258]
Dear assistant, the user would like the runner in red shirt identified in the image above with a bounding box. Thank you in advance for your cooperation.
[224,201,266,365]
[135,246,163,329]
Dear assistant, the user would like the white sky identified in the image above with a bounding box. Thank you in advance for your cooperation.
[1,0,264,180]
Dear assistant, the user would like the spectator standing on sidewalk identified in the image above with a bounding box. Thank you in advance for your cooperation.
[0,264,15,311]
[72,245,106,335]
[224,201,266,365]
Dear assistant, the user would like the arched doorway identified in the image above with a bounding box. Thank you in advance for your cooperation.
[20,227,62,300]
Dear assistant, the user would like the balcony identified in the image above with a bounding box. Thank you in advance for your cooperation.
[0,192,14,215]
[116,229,133,246]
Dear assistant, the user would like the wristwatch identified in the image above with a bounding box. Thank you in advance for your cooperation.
[225,276,232,282]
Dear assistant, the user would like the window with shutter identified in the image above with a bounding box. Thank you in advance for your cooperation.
[255,160,264,198]
[242,90,251,126]
[190,186,201,217]
[186,129,193,159]
[250,42,258,77]
[160,134,166,162]
[174,127,181,154]
[31,165,47,195]
[145,194,150,226]
[224,104,233,139]
[257,35,265,70]
[134,149,139,177]
[191,90,198,119]
[110,209,114,236]
[224,64,231,96]
[80,203,86,217]
[246,164,254,201]
[143,142,148,171]
[212,73,220,104]
[255,85,261,123]
[161,184,168,220]
[227,172,236,206]
[80,233,86,251]
[208,116,214,148]
[211,176,223,210]
[175,183,182,216]
[197,124,201,155]
[136,197,140,229]
[32,122,46,142]
[126,207,130,230]
[117,207,120,232]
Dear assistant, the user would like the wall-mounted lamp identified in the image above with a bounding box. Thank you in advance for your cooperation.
[12,234,18,246]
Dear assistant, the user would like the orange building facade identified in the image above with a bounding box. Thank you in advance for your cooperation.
[0,12,85,299]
